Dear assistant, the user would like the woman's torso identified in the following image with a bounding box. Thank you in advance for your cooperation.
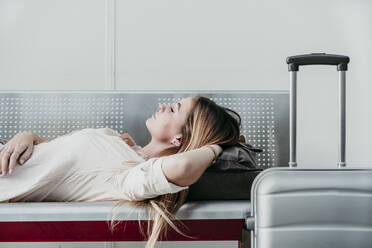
[0,128,146,202]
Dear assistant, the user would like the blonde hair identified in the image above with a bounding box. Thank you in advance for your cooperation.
[107,95,242,248]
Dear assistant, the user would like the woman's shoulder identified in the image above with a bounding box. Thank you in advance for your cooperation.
[55,128,120,144]
[71,128,149,161]
[79,127,121,137]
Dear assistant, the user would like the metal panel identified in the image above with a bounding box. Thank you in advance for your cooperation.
[0,90,289,168]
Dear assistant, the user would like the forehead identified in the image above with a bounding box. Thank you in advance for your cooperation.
[179,97,194,109]
[179,96,193,107]
[180,96,193,103]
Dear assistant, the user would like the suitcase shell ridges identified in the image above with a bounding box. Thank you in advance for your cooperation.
[251,168,372,248]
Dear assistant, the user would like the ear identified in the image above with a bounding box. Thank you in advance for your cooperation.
[170,134,183,147]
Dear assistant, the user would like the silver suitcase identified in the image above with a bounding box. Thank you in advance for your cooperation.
[247,53,372,248]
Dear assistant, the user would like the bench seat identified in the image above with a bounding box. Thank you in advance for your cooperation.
[0,200,250,242]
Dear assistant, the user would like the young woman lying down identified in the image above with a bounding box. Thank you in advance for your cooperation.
[0,95,242,248]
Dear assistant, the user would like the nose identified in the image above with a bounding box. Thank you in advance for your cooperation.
[158,103,172,113]
[158,103,166,112]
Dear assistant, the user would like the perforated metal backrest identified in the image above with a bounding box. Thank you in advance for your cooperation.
[0,90,289,168]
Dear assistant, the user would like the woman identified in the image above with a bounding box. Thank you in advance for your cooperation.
[0,94,242,248]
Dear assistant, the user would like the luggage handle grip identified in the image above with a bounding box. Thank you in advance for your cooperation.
[286,53,349,168]
[287,53,350,71]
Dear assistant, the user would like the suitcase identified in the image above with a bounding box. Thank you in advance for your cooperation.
[247,53,372,248]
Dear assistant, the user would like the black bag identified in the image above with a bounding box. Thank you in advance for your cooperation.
[208,142,262,171]
[186,143,263,201]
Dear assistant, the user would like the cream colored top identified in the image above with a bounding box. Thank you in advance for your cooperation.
[0,128,188,203]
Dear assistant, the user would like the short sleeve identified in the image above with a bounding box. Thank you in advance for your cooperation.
[118,157,189,201]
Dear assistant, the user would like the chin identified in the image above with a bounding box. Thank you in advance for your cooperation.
[145,118,153,134]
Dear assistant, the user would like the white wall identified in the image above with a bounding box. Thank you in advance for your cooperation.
[0,0,106,90]
[0,0,371,169]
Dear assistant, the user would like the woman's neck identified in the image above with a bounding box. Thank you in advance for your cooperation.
[139,140,177,159]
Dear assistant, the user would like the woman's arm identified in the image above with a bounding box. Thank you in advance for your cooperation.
[161,145,222,187]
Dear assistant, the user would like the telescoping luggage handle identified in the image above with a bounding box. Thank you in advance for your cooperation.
[286,53,350,168]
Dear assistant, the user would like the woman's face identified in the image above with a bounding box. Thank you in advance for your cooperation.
[146,96,196,146]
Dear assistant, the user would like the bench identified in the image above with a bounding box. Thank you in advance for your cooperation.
[0,90,289,247]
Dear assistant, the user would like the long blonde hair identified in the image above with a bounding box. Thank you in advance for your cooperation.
[107,95,242,248]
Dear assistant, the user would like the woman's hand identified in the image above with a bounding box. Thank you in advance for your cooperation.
[210,144,223,155]
[120,133,136,146]
[0,131,35,176]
